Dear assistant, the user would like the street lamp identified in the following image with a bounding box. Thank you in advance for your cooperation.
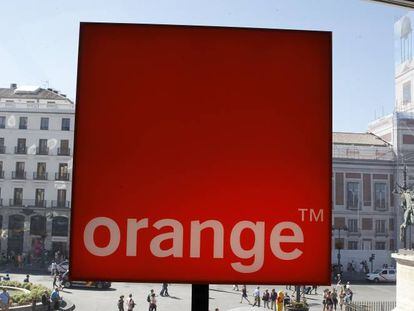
[332,225,348,277]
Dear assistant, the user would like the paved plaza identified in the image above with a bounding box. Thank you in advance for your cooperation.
[0,273,396,311]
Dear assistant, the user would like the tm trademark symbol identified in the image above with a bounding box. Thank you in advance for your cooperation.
[298,208,323,222]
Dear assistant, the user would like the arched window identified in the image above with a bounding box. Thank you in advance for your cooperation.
[52,217,68,237]
[401,17,412,63]
[30,215,46,236]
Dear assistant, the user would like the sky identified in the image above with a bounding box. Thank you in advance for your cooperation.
[0,0,409,132]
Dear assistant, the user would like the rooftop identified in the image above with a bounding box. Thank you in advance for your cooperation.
[333,132,390,147]
[0,83,72,102]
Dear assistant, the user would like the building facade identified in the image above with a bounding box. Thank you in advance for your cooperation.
[331,13,414,270]
[0,84,74,260]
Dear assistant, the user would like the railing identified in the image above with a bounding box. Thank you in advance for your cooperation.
[12,171,26,179]
[57,148,70,156]
[345,301,396,311]
[51,200,70,208]
[33,172,48,180]
[0,146,6,154]
[36,147,49,155]
[333,145,395,161]
[9,199,46,208]
[55,173,70,181]
[375,230,389,237]
[14,146,27,154]
[347,230,361,237]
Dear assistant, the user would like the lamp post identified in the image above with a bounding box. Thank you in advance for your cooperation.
[332,225,348,277]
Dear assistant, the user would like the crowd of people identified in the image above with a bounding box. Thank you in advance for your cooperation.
[117,284,170,311]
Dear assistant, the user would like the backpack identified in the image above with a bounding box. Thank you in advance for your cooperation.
[147,294,151,302]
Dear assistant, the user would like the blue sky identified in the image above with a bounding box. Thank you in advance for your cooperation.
[0,0,408,132]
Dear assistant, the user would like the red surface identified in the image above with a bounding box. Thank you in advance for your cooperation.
[71,23,332,284]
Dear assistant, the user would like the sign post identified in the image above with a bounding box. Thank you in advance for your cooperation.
[71,23,332,305]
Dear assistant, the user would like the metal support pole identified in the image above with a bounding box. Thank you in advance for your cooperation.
[295,285,300,302]
[192,284,209,311]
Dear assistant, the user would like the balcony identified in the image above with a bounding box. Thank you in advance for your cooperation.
[14,146,27,154]
[36,147,49,155]
[51,200,70,208]
[57,148,70,156]
[12,171,26,180]
[33,172,48,180]
[347,230,361,237]
[0,146,6,154]
[9,199,46,208]
[375,230,389,237]
[55,172,70,181]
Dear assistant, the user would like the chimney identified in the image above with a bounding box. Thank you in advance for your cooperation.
[10,83,17,89]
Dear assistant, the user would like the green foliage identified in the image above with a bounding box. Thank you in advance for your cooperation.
[0,281,50,306]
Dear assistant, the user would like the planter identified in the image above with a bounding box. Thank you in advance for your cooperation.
[286,305,309,311]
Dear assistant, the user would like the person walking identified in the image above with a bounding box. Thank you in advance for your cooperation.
[339,288,345,311]
[126,294,135,311]
[149,293,157,311]
[240,285,250,304]
[332,289,338,311]
[262,289,270,309]
[325,291,334,311]
[252,286,260,307]
[117,295,125,311]
[270,289,277,310]
[0,288,10,311]
[277,291,284,311]
[160,283,169,297]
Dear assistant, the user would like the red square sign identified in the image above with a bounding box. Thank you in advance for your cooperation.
[71,23,331,284]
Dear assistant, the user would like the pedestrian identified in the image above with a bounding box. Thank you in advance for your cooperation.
[2,274,9,281]
[277,291,284,311]
[41,291,51,311]
[23,274,30,283]
[344,289,351,305]
[117,295,125,311]
[50,288,60,310]
[262,289,270,309]
[0,288,10,311]
[147,289,154,308]
[252,286,260,307]
[322,289,329,311]
[51,261,57,276]
[312,285,318,294]
[326,291,334,311]
[270,289,277,310]
[149,293,157,311]
[52,274,58,289]
[332,289,338,311]
[233,284,239,291]
[126,294,135,311]
[160,283,169,297]
[240,285,250,304]
[339,288,345,311]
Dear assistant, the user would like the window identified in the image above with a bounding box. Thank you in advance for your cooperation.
[57,163,69,181]
[40,117,49,130]
[30,215,46,235]
[403,81,412,104]
[348,219,358,232]
[0,117,5,129]
[375,242,386,250]
[36,162,47,180]
[58,140,70,155]
[348,241,358,250]
[61,118,70,131]
[0,138,5,154]
[389,218,395,231]
[362,218,373,230]
[16,138,26,154]
[390,239,395,250]
[19,117,27,129]
[347,182,360,209]
[38,139,48,155]
[13,188,23,205]
[389,270,395,275]
[52,216,68,236]
[375,219,386,233]
[57,189,67,207]
[35,189,45,207]
[333,217,345,229]
[374,183,387,210]
[14,162,25,179]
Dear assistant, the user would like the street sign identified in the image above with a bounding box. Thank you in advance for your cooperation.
[71,23,332,284]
